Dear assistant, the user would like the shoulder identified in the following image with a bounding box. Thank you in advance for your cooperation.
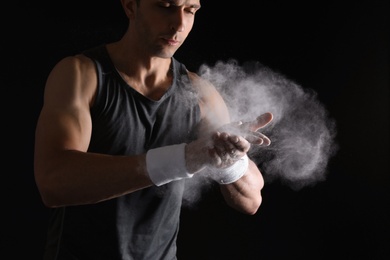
[49,54,96,80]
[186,70,230,128]
[44,54,98,106]
[186,70,218,97]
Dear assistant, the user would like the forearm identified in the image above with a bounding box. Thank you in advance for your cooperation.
[35,150,152,208]
[219,160,264,215]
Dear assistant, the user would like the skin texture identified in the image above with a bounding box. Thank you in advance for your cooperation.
[34,0,273,215]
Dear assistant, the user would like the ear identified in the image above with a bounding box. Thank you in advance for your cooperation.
[121,0,137,19]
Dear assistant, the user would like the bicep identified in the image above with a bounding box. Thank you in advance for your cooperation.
[35,105,92,154]
[34,56,96,172]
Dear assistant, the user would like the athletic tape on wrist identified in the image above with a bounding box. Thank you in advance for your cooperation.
[209,154,249,184]
[146,143,194,186]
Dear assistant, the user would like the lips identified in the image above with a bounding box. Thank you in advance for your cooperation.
[161,35,180,46]
[166,38,179,46]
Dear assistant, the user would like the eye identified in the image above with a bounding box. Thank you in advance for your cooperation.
[157,1,200,15]
[185,8,196,15]
[185,5,201,15]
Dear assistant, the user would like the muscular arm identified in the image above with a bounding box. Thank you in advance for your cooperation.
[187,72,272,215]
[220,160,264,215]
[34,55,153,208]
[35,59,271,212]
[215,129,268,215]
[216,114,273,215]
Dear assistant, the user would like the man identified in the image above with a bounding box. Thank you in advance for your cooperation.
[34,0,273,259]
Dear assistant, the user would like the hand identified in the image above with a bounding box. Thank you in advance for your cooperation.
[240,112,273,144]
[185,112,273,173]
[208,112,273,168]
[184,130,247,173]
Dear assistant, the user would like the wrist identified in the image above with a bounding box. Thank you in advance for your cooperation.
[208,154,249,184]
[146,143,194,186]
[184,141,207,174]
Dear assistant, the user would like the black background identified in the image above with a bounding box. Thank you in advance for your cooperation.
[3,1,389,259]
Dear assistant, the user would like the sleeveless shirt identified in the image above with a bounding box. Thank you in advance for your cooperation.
[43,45,201,260]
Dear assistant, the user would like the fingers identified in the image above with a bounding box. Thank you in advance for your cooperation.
[221,127,271,146]
[245,131,271,146]
[231,112,273,145]
[206,112,273,167]
[242,112,273,132]
[208,132,249,168]
[257,112,273,126]
[214,132,248,153]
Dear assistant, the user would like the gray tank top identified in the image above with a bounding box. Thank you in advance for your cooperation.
[43,45,201,260]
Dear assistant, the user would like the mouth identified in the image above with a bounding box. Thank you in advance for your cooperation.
[162,36,180,46]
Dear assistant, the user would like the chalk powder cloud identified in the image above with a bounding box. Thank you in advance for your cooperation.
[183,60,338,206]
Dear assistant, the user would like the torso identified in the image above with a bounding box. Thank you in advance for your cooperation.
[43,45,202,260]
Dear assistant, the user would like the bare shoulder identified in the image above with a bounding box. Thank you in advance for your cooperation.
[186,70,230,127]
[47,54,96,88]
[49,54,95,76]
[44,54,98,106]
[187,70,216,95]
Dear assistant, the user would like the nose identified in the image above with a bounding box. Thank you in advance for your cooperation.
[170,10,186,32]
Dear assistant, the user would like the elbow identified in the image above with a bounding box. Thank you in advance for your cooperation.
[250,196,262,215]
[36,180,61,208]
[226,193,262,215]
[242,195,262,215]
[34,169,64,208]
[38,188,60,208]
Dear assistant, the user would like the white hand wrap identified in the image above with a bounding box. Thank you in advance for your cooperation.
[146,143,194,186]
[209,155,249,184]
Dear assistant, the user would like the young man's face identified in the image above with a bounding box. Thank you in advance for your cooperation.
[131,0,201,58]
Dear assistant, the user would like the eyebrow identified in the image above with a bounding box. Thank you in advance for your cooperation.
[166,0,201,9]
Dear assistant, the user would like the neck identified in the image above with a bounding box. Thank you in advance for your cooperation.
[106,42,174,100]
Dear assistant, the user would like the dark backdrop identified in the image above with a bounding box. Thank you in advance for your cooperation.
[3,1,388,259]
